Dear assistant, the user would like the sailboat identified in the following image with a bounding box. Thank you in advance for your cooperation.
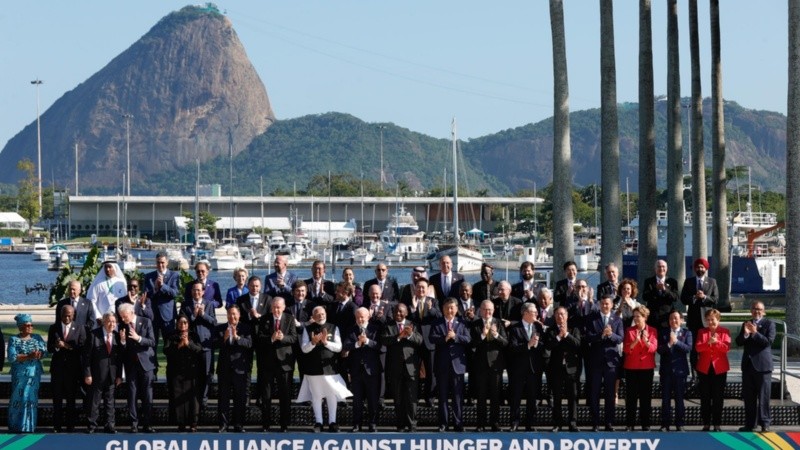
[427,119,484,273]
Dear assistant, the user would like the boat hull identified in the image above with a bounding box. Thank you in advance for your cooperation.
[428,246,484,273]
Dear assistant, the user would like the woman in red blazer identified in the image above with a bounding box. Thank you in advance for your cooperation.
[695,308,730,431]
[622,305,658,431]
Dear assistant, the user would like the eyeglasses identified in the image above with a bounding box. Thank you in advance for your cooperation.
[752,308,765,311]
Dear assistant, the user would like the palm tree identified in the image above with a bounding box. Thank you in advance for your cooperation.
[689,0,707,260]
[600,0,622,276]
[638,0,657,290]
[666,0,685,284]
[549,0,574,274]
[785,0,800,339]
[710,0,730,306]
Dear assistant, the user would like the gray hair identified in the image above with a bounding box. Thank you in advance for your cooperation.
[117,303,135,316]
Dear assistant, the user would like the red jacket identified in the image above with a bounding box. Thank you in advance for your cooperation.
[622,325,657,370]
[695,326,730,375]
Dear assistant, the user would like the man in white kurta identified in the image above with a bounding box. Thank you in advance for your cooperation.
[87,262,127,325]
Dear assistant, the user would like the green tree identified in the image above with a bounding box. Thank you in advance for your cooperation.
[16,159,40,231]
[182,210,219,235]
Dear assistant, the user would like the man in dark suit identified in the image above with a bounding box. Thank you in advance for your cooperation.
[184,261,223,309]
[642,259,679,329]
[305,260,336,305]
[657,310,692,432]
[456,283,477,324]
[117,303,157,433]
[48,304,87,432]
[236,276,272,325]
[473,262,497,304]
[544,306,582,432]
[680,258,719,371]
[492,281,523,329]
[471,299,508,432]
[343,307,383,432]
[264,254,298,301]
[363,263,400,303]
[553,261,580,309]
[82,312,122,434]
[380,303,423,432]
[287,280,315,379]
[507,302,546,432]
[364,284,396,325]
[181,279,218,410]
[430,298,471,432]
[407,277,442,408]
[585,295,624,431]
[114,277,154,324]
[512,261,545,303]
[736,301,776,432]
[216,306,253,432]
[429,255,464,308]
[327,282,358,335]
[56,280,97,332]
[255,296,297,432]
[143,252,180,344]
[596,263,621,306]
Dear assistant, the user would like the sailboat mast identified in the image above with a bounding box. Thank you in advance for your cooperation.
[452,118,459,245]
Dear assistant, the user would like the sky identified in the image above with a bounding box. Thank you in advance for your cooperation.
[0,1,789,150]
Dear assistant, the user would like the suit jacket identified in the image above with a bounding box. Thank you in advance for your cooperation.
[305,278,336,304]
[470,317,509,372]
[455,297,477,324]
[55,297,97,331]
[657,327,693,377]
[472,279,497,304]
[735,318,775,373]
[507,320,546,375]
[365,300,397,325]
[680,276,719,331]
[216,322,253,375]
[48,321,87,376]
[595,280,619,304]
[406,296,442,350]
[642,276,680,328]
[695,327,731,375]
[553,278,580,308]
[511,280,545,303]
[119,317,157,372]
[430,317,471,375]
[184,278,223,309]
[364,276,400,303]
[622,325,658,370]
[544,324,582,377]
[235,292,272,324]
[264,271,298,301]
[584,311,624,368]
[114,295,154,323]
[429,272,465,306]
[144,269,180,323]
[286,298,315,327]
[567,299,596,332]
[255,312,298,373]
[328,300,358,333]
[82,328,122,383]
[492,296,523,327]
[380,320,423,378]
[180,299,218,350]
[343,322,383,376]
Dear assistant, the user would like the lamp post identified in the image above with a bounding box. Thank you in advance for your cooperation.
[31,79,43,216]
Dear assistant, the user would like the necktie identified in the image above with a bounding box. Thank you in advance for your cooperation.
[63,325,69,341]
[697,278,703,290]
[275,317,281,330]
[444,275,450,297]
[337,303,343,313]
[448,321,453,332]
[229,327,234,344]
[105,334,112,354]
[379,281,384,292]
[603,315,608,327]
[527,323,533,339]
[542,310,547,321]
[397,323,403,334]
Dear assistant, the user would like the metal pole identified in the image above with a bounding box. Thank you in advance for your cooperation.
[31,79,43,216]
[124,114,133,196]
[379,125,386,191]
[74,141,79,196]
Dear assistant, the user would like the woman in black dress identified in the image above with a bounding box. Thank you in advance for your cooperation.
[164,314,203,432]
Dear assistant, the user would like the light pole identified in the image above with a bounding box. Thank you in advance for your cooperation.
[31,79,43,216]
[123,113,133,196]
[379,125,386,191]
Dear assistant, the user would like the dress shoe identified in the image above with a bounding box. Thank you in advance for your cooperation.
[329,423,339,433]
[702,426,710,432]
[675,426,684,432]
[738,426,753,432]
[131,425,139,433]
[475,427,486,432]
[314,423,323,433]
[233,426,245,433]
[642,426,651,431]
[552,426,561,432]
[262,426,271,432]
[761,426,771,432]
[438,425,447,432]
[591,426,599,432]
[525,426,536,432]
[509,423,519,432]
[396,426,404,432]
[424,398,434,408]
[104,426,117,434]
[280,427,289,433]
[218,426,227,433]
[604,426,615,432]
[491,425,502,432]
[625,426,635,431]
[368,424,377,432]
[53,427,62,433]
[713,426,721,432]
[351,425,362,433]
[189,427,197,433]
[87,427,96,434]
[569,426,579,432]
[659,426,669,432]
[454,425,464,432]
[409,426,418,432]
[143,426,156,433]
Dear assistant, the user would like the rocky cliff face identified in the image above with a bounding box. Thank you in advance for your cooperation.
[0,5,274,193]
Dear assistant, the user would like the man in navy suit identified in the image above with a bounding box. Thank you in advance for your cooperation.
[184,261,223,309]
[736,301,776,432]
[585,294,624,431]
[380,304,423,432]
[642,259,679,329]
[429,255,464,308]
[363,263,400,303]
[407,277,442,408]
[470,300,508,431]
[507,302,546,432]
[118,303,157,433]
[48,304,87,432]
[56,280,97,332]
[512,261,545,303]
[596,263,621,306]
[264,254,298,301]
[430,298,471,432]
[544,306,582,432]
[83,312,123,434]
[216,306,253,432]
[343,307,383,432]
[553,261,580,309]
[255,296,297,432]
[657,309,692,431]
[144,252,180,344]
[181,280,218,410]
[305,260,336,305]
[680,258,719,372]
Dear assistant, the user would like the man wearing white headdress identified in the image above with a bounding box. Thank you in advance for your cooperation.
[87,262,128,325]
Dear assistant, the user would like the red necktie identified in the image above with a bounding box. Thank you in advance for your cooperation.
[398,323,403,334]
[448,321,453,332]
[105,334,112,354]
[275,318,281,330]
